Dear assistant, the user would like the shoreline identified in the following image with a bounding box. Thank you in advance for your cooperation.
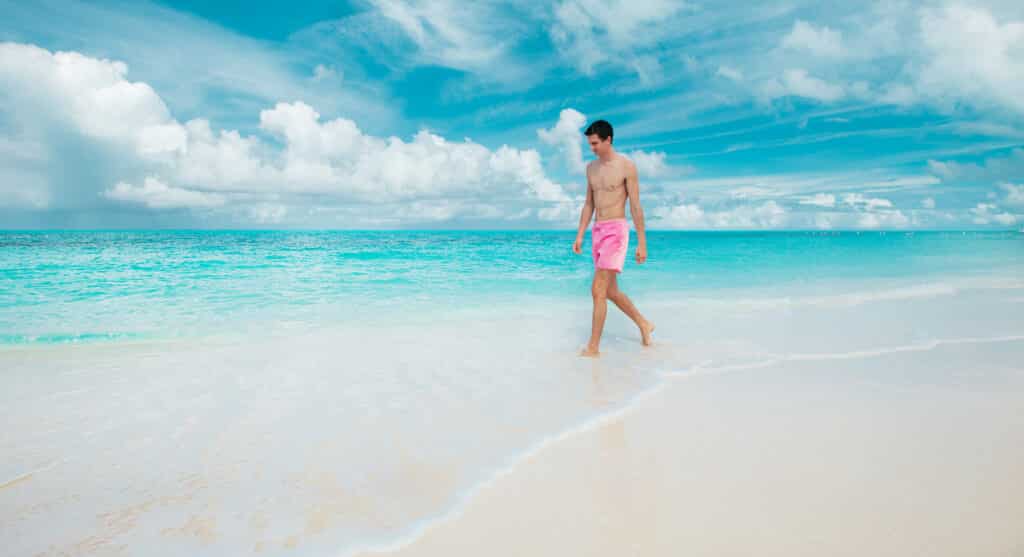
[358,336,1024,557]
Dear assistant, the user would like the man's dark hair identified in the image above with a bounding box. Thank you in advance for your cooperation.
[584,120,613,143]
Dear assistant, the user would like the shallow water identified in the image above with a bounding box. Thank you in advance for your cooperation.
[2,230,1021,343]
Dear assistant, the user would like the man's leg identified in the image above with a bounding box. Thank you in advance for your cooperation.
[607,273,655,346]
[582,269,614,357]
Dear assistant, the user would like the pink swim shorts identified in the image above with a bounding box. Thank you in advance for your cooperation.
[591,218,630,273]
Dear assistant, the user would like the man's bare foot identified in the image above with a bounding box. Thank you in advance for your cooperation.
[580,345,601,358]
[640,320,656,346]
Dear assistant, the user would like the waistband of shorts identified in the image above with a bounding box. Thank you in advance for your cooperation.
[593,217,628,226]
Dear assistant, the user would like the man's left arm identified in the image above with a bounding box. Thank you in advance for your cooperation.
[625,161,647,264]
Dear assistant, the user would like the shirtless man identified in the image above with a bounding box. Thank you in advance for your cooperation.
[572,119,654,357]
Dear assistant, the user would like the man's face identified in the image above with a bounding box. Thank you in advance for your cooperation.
[587,134,610,157]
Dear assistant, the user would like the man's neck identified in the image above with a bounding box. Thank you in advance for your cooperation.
[598,147,617,163]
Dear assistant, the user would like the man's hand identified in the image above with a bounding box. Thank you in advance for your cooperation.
[636,244,647,264]
[572,236,583,254]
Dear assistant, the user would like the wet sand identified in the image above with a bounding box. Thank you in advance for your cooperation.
[362,338,1024,557]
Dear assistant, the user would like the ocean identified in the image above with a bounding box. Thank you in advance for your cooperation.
[2,230,1023,555]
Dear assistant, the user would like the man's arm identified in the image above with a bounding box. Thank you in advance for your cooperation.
[625,160,647,263]
[573,175,594,254]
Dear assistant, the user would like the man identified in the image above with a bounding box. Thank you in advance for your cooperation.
[572,119,654,357]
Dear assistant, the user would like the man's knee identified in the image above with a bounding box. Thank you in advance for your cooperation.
[593,270,614,301]
[606,283,620,299]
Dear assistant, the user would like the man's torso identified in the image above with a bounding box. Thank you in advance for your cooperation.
[587,155,629,222]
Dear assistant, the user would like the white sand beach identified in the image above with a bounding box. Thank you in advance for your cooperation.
[362,338,1024,557]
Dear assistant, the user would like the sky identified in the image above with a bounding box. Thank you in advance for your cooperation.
[0,0,1022,230]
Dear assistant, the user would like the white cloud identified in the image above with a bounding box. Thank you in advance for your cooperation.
[626,150,678,179]
[366,0,524,80]
[176,119,278,191]
[103,177,225,209]
[781,20,845,58]
[928,148,1024,182]
[651,200,788,229]
[0,43,574,225]
[916,4,1024,115]
[549,0,689,78]
[247,101,573,204]
[994,213,1018,225]
[970,202,1017,225]
[922,197,936,209]
[798,193,836,207]
[714,4,1024,118]
[0,42,185,158]
[842,193,893,210]
[856,210,910,229]
[4,0,397,129]
[1000,183,1024,206]
[716,65,743,81]
[537,108,588,174]
[763,69,844,102]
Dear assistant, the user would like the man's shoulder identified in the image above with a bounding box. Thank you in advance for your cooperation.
[613,154,637,176]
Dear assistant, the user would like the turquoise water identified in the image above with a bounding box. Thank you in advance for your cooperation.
[2,230,1022,344]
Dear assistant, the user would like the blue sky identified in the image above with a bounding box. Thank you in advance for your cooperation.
[1,0,1022,229]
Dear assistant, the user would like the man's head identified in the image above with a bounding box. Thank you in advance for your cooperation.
[584,120,614,158]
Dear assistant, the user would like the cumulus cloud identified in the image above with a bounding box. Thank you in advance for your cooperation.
[916,4,1024,115]
[0,42,185,158]
[103,177,226,209]
[651,200,788,229]
[970,202,1017,225]
[626,150,676,179]
[1000,183,1024,206]
[762,69,844,102]
[921,197,936,209]
[0,42,575,226]
[856,210,910,229]
[781,20,846,58]
[537,108,587,174]
[184,102,574,205]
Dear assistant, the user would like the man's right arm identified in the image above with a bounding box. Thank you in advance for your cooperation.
[573,179,594,254]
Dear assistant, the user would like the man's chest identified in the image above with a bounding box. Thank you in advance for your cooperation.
[589,166,627,193]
